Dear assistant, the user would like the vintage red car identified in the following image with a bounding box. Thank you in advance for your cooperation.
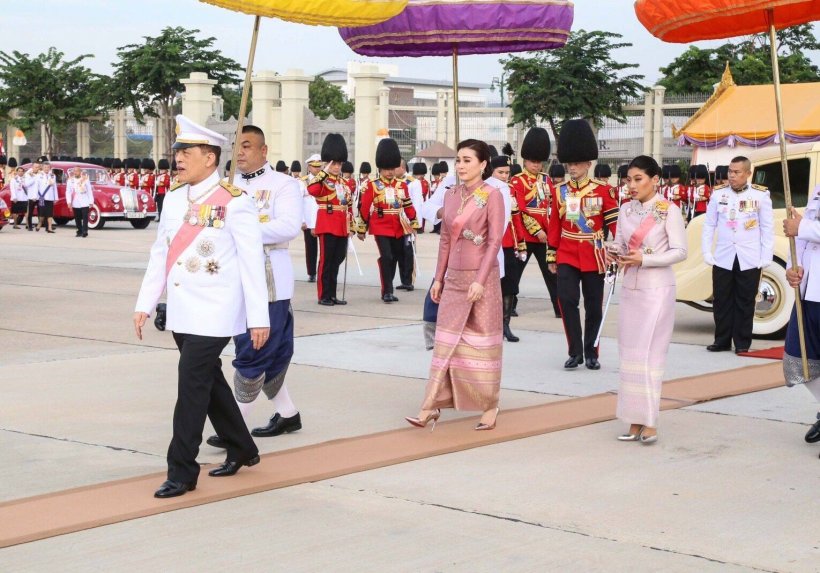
[0,161,158,230]
[0,197,9,230]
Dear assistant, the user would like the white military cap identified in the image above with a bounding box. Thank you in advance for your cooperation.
[306,154,322,167]
[172,114,227,150]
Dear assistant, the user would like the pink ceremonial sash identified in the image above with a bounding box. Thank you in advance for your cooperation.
[165,186,232,278]
[628,211,659,252]
[450,191,479,241]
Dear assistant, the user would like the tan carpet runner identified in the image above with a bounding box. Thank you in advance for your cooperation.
[0,362,784,548]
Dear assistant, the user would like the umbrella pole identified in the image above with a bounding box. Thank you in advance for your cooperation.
[228,15,262,183]
[767,11,809,380]
[452,45,460,146]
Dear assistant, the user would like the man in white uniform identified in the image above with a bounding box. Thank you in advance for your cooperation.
[65,166,94,237]
[783,184,820,457]
[300,155,321,282]
[701,156,773,353]
[206,124,304,447]
[133,115,270,498]
[23,160,43,231]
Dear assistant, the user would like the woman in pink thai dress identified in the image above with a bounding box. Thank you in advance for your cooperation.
[610,155,687,444]
[406,139,506,431]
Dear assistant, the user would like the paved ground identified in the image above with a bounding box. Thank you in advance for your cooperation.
[1,221,818,572]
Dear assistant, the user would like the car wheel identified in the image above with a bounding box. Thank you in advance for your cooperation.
[54,217,70,226]
[88,205,105,230]
[753,261,793,339]
[129,218,152,229]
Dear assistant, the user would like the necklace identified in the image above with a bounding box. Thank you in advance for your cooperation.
[187,182,219,206]
[456,184,482,215]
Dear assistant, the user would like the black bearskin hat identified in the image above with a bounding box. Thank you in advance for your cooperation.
[661,165,672,179]
[520,127,551,162]
[321,133,348,163]
[359,161,372,175]
[431,163,440,176]
[171,160,177,171]
[715,165,729,180]
[0,155,6,166]
[510,163,523,177]
[594,164,612,179]
[8,157,17,168]
[548,163,565,179]
[617,164,629,179]
[488,145,499,158]
[438,161,449,174]
[557,120,598,163]
[290,160,302,173]
[412,162,427,176]
[668,165,681,178]
[141,158,156,170]
[112,158,123,169]
[158,159,170,170]
[375,138,402,170]
[691,164,709,179]
[342,161,354,174]
[275,160,288,173]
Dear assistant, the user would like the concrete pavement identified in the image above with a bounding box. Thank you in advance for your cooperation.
[0,221,818,572]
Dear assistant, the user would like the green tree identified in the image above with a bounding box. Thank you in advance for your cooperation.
[309,77,354,120]
[109,26,243,160]
[0,48,107,156]
[502,30,644,141]
[221,85,252,120]
[658,24,820,93]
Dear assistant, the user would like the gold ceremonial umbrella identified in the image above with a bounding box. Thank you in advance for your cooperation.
[635,0,820,379]
[199,0,408,180]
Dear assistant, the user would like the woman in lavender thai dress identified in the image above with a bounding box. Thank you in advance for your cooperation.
[406,140,505,431]
[610,155,687,444]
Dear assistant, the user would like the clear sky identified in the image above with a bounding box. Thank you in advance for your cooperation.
[4,0,819,89]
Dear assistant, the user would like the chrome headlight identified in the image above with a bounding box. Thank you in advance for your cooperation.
[140,193,149,202]
[111,194,121,203]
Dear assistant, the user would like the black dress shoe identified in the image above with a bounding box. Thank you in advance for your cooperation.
[154,479,196,498]
[208,455,260,477]
[564,355,583,369]
[382,294,398,303]
[510,308,518,317]
[308,274,316,282]
[252,412,302,437]
[330,297,347,305]
[396,284,414,291]
[805,418,820,443]
[318,298,334,306]
[734,348,750,354]
[585,357,601,370]
[206,435,227,449]
[706,344,731,352]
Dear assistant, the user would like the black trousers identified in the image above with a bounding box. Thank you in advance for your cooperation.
[26,199,38,228]
[375,235,403,296]
[73,207,89,236]
[155,194,165,220]
[501,247,523,296]
[712,257,760,350]
[317,233,347,300]
[397,235,415,287]
[521,242,560,314]
[169,332,257,484]
[304,229,318,277]
[557,263,605,359]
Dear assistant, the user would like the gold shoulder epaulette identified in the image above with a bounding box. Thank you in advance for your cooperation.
[590,178,608,187]
[169,181,186,192]
[751,183,768,192]
[714,183,729,190]
[300,175,309,182]
[220,180,244,198]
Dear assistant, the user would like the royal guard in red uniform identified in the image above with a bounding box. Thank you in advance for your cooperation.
[307,133,353,306]
[155,158,171,219]
[111,159,124,186]
[356,138,420,303]
[510,127,561,318]
[689,164,711,219]
[615,164,630,206]
[407,162,429,233]
[0,155,6,188]
[140,158,156,197]
[664,164,683,209]
[549,163,565,187]
[125,158,139,188]
[341,161,357,195]
[547,119,618,370]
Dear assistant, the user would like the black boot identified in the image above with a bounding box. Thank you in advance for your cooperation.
[511,295,519,317]
[502,295,519,342]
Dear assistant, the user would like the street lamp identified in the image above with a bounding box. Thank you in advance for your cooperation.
[490,72,507,107]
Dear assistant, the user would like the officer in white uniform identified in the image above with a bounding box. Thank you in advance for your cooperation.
[300,155,321,282]
[65,166,94,237]
[23,162,43,231]
[206,124,304,449]
[133,114,270,499]
[783,184,820,455]
[701,156,773,353]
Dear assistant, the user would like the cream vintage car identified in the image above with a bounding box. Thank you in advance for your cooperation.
[674,142,820,338]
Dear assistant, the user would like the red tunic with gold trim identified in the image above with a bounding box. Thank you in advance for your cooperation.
[693,184,711,215]
[510,169,552,245]
[126,171,139,189]
[140,172,155,196]
[420,178,430,200]
[547,177,618,273]
[307,172,353,238]
[343,176,356,195]
[357,176,419,238]
[114,171,126,187]
[156,172,170,196]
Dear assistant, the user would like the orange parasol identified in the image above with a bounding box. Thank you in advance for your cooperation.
[198,0,408,180]
[636,0,820,378]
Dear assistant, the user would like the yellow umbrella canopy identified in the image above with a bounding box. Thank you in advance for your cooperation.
[200,0,408,26]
